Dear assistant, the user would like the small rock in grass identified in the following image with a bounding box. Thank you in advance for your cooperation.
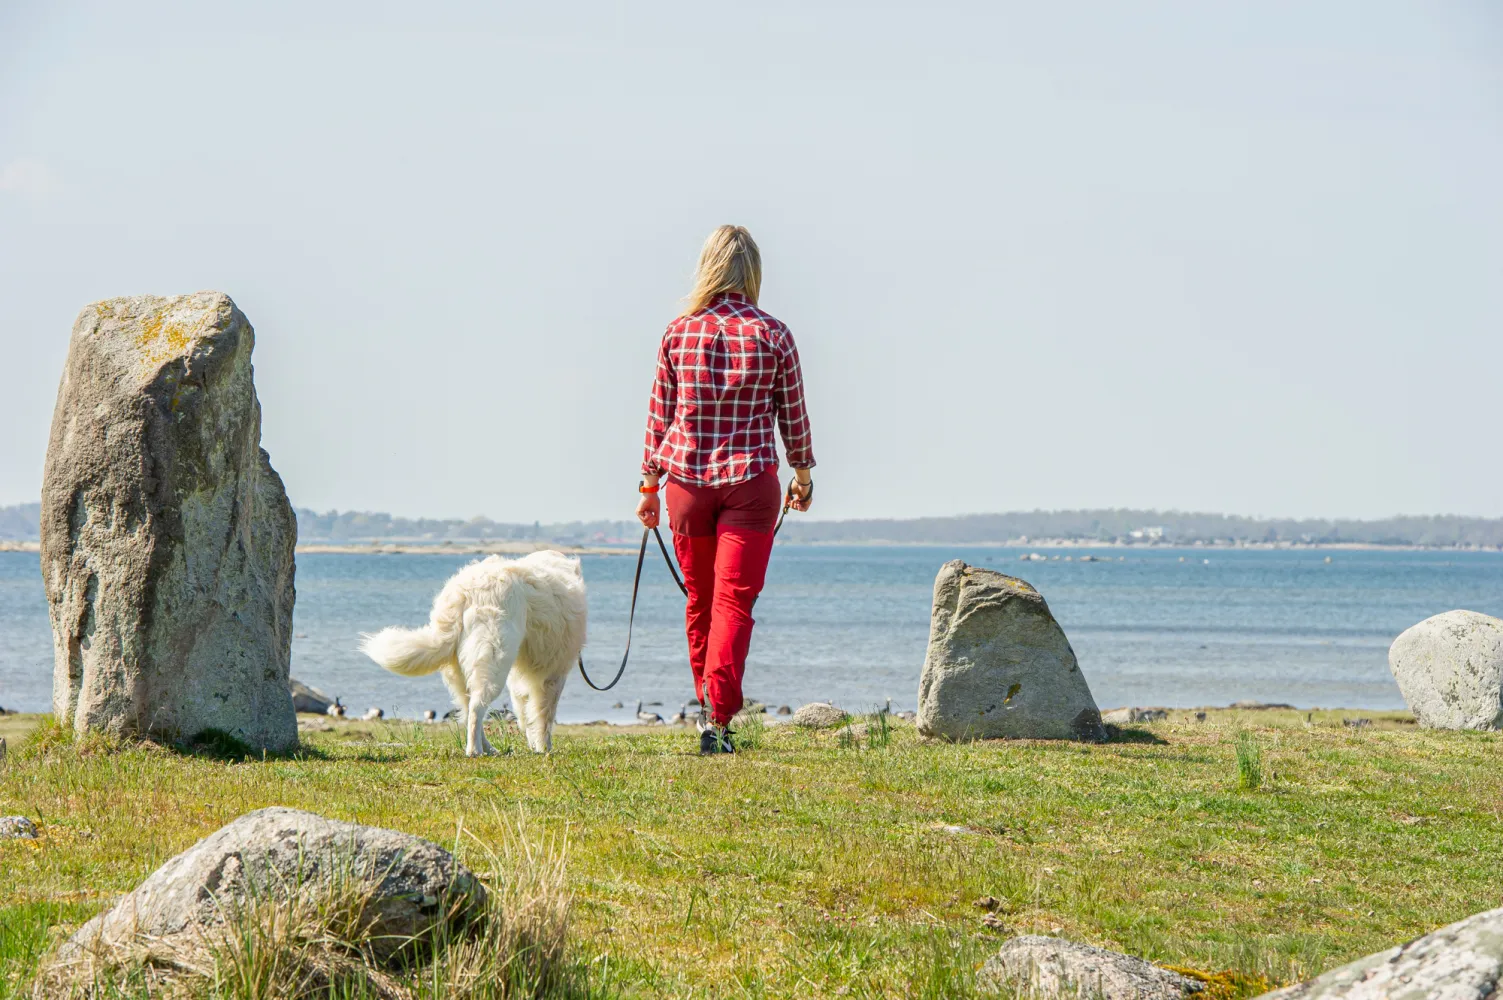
[981,936,1204,998]
[980,912,1008,931]
[0,816,39,840]
[1256,904,1503,998]
[289,678,334,715]
[1106,707,1168,724]
[793,703,847,729]
[974,895,1003,912]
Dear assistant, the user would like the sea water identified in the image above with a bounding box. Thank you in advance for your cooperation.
[2,547,1500,724]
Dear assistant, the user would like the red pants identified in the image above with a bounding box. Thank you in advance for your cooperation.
[665,470,781,726]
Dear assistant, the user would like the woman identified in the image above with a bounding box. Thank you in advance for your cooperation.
[636,225,815,754]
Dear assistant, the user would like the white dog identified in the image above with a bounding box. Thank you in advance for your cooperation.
[359,550,587,755]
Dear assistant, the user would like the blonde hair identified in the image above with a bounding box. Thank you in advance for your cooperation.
[682,225,762,316]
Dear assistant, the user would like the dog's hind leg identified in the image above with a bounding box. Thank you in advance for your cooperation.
[458,613,520,757]
[509,668,565,753]
[440,663,468,726]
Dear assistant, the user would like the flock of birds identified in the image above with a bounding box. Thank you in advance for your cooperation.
[318,696,811,726]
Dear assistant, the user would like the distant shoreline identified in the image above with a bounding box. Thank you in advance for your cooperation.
[0,540,632,556]
[3,538,1499,555]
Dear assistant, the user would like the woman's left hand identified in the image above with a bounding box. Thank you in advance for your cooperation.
[636,493,661,528]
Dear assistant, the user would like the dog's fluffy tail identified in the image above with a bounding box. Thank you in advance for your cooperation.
[360,624,455,677]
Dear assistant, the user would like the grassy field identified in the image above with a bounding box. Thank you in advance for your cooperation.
[1,707,1500,998]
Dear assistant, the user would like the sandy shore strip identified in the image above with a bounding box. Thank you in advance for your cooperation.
[0,540,633,556]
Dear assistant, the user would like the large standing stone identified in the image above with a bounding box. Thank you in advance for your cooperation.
[41,293,297,750]
[917,560,1105,741]
[59,807,485,964]
[1388,611,1503,731]
[1255,905,1503,999]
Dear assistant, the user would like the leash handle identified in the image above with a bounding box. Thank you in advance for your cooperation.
[773,478,813,538]
[578,526,686,691]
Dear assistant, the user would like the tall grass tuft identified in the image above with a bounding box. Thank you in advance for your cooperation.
[836,706,892,750]
[1235,730,1263,791]
[734,710,766,750]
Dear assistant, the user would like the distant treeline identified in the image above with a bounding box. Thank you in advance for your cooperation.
[292,509,636,545]
[1,502,1499,547]
[775,510,1503,547]
[0,502,40,541]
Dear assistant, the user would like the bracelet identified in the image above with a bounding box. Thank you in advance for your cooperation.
[639,480,660,495]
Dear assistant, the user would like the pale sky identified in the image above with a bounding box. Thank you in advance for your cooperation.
[2,1,1499,523]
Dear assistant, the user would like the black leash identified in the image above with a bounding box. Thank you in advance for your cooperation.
[577,478,809,692]
[577,525,686,691]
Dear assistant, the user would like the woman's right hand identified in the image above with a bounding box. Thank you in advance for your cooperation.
[789,477,814,512]
[636,494,661,529]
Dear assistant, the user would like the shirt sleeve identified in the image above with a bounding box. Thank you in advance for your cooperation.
[773,328,816,471]
[641,334,676,477]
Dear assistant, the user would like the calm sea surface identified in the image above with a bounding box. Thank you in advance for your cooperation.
[3,547,1500,724]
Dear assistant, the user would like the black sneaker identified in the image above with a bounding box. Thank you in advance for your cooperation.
[699,726,736,755]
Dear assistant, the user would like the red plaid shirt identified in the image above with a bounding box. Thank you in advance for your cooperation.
[642,292,816,486]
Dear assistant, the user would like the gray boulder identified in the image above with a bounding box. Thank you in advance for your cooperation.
[793,702,848,728]
[60,807,484,963]
[41,293,297,751]
[981,935,1203,998]
[917,561,1105,742]
[291,678,335,714]
[1256,905,1503,999]
[1388,611,1503,731]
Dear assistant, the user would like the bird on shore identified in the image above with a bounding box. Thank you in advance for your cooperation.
[636,701,663,724]
[362,707,383,721]
[326,698,346,718]
[423,710,436,722]
[668,703,690,726]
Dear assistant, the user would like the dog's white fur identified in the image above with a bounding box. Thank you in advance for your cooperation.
[359,550,586,755]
